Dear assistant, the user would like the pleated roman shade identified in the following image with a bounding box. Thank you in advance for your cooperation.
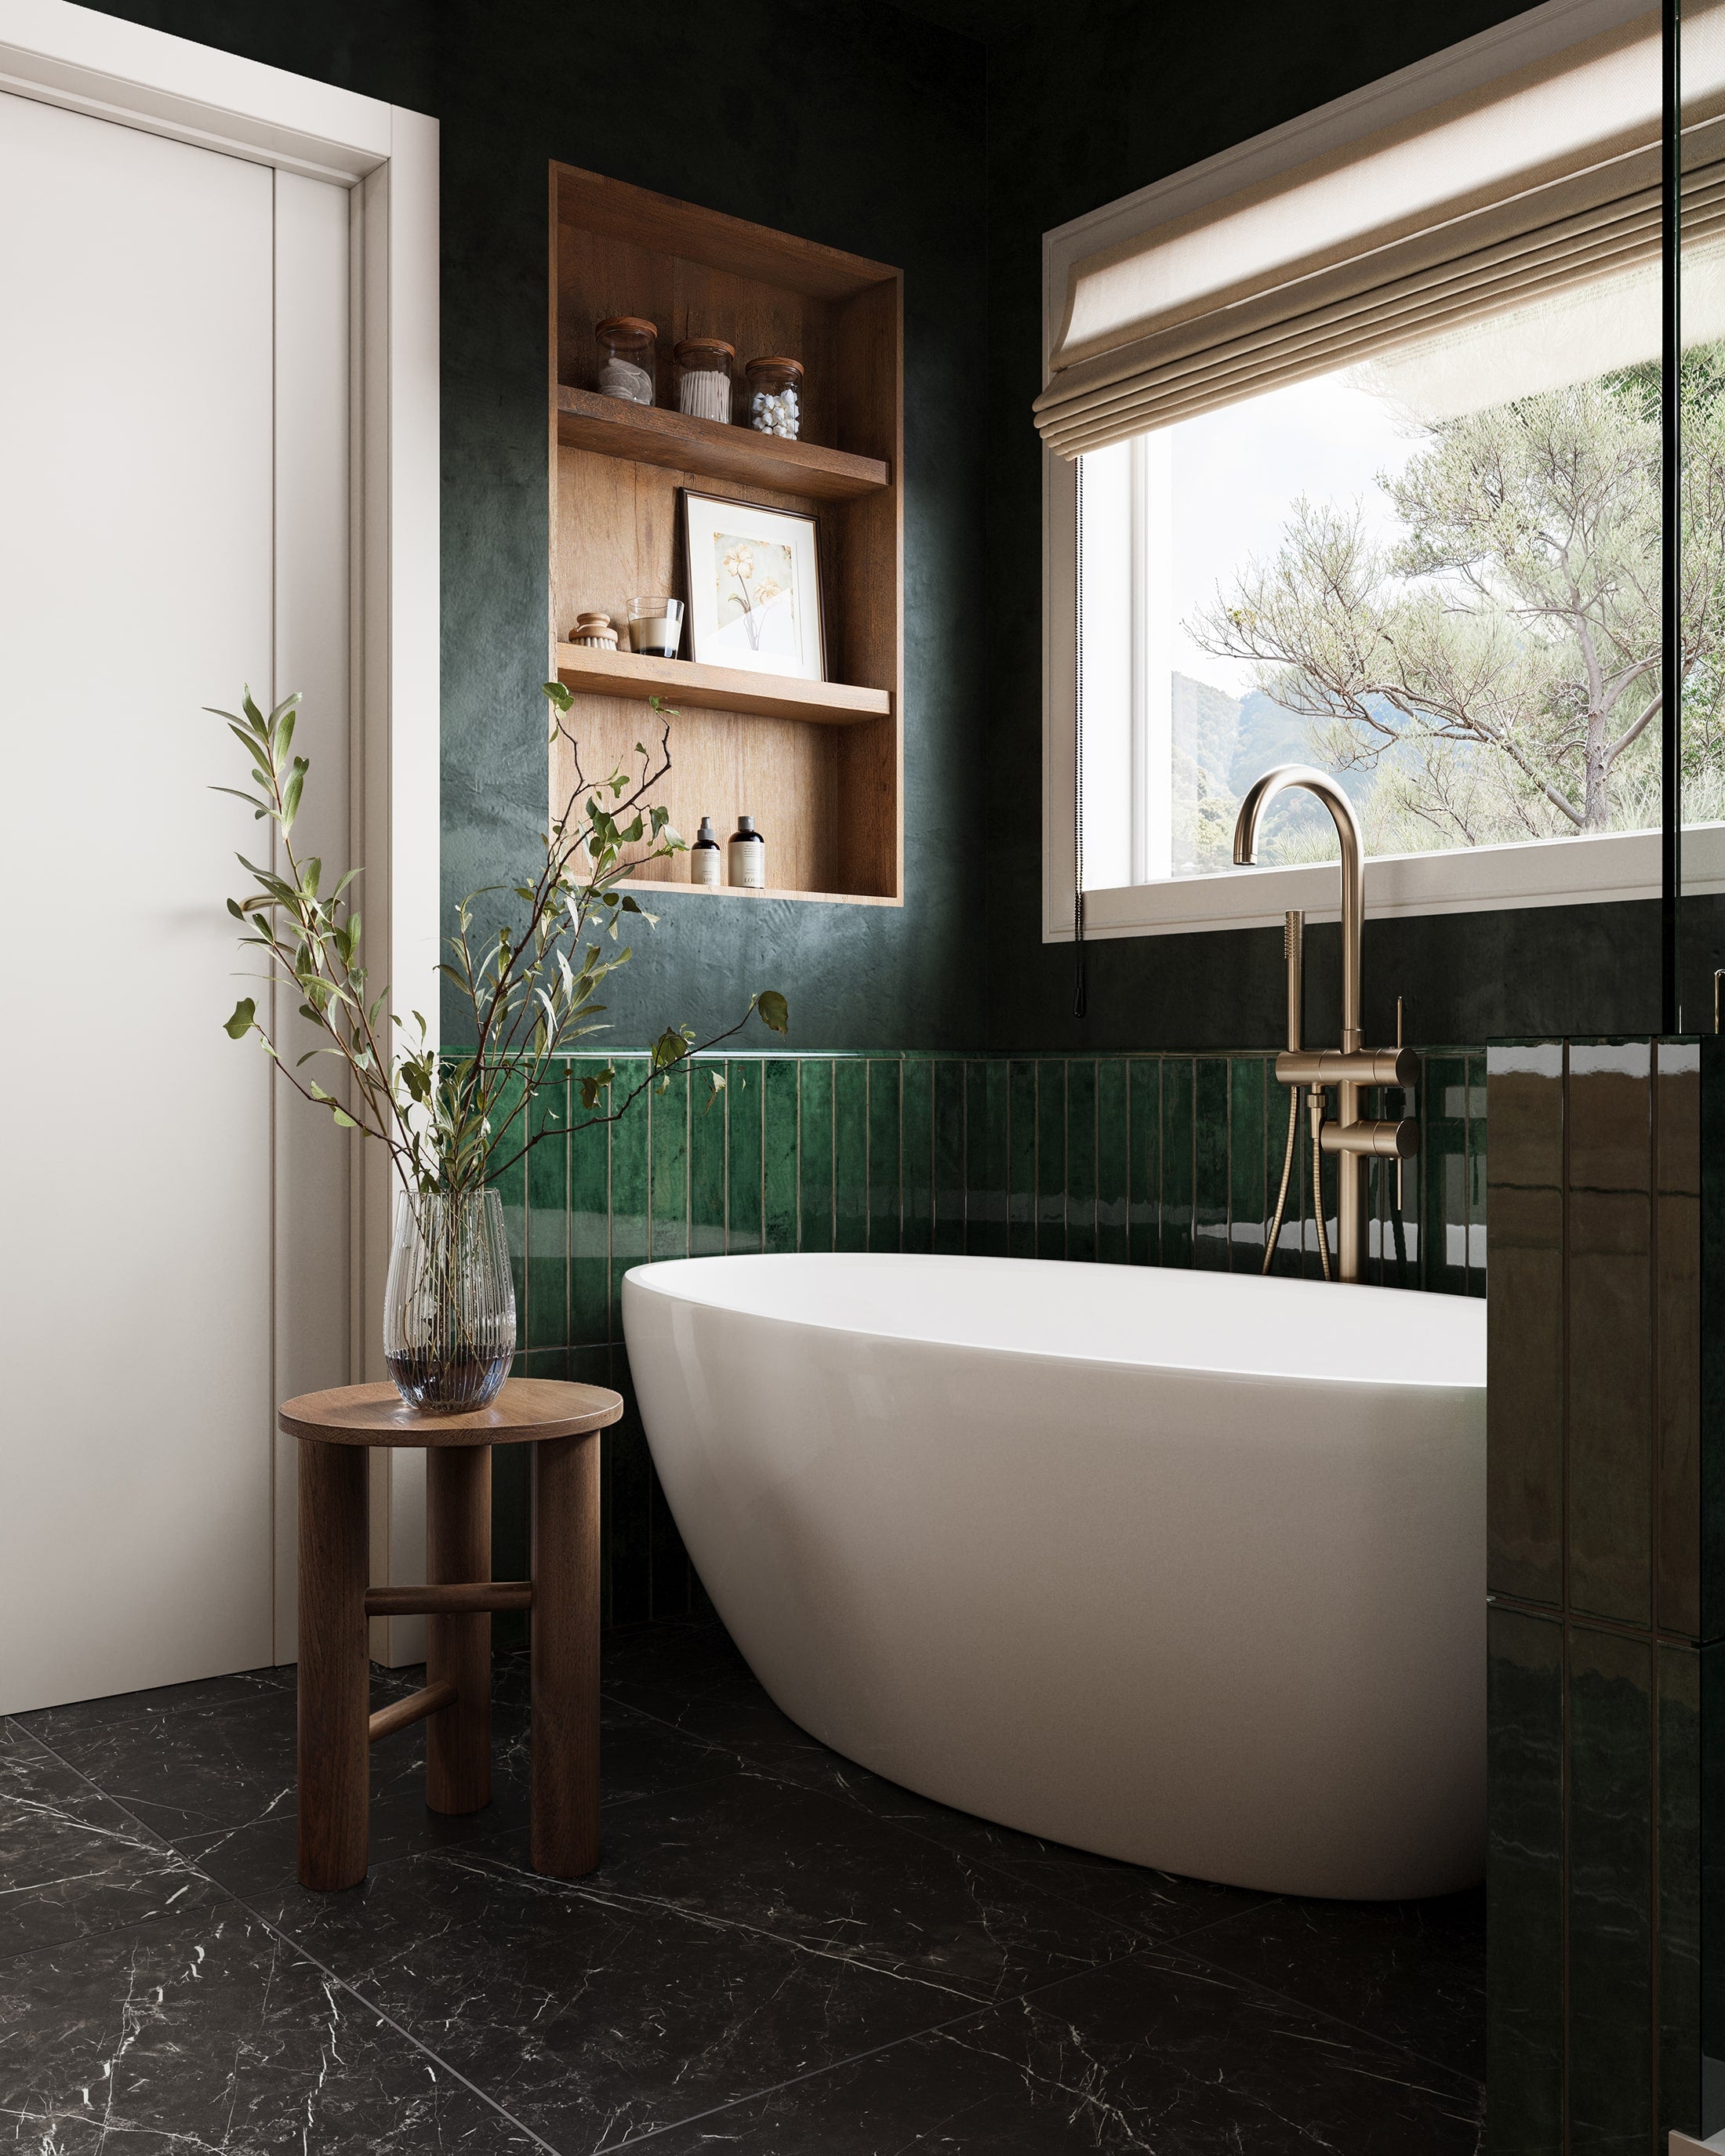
[1034,3,1725,459]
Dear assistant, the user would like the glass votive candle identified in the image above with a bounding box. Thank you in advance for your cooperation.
[628,597,684,659]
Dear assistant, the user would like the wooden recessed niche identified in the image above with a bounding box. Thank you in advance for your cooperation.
[549,164,904,906]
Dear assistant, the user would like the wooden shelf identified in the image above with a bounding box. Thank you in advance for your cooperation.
[555,385,889,503]
[637,880,901,908]
[554,643,889,727]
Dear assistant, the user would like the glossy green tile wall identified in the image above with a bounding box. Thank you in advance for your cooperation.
[494,1045,1486,1635]
[1486,1040,1710,2150]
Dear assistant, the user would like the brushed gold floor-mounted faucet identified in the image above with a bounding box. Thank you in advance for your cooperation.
[1233,767,1418,1286]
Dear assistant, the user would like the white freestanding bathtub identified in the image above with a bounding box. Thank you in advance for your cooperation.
[621,1252,1486,1900]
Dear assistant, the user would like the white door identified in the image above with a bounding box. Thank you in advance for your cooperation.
[0,89,352,1711]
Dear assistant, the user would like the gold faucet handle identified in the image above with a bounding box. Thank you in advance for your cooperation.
[1275,1047,1418,1088]
[1320,1117,1419,1160]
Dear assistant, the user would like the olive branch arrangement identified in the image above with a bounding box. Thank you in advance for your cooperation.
[214,680,787,1198]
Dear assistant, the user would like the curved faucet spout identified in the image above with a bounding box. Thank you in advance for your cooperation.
[1232,765,1364,1052]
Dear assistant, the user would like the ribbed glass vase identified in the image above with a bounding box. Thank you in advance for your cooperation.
[383,1188,516,1413]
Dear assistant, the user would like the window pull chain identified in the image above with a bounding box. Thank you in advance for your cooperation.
[1073,457,1088,1021]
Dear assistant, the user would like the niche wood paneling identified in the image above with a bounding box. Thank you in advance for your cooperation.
[549,165,902,905]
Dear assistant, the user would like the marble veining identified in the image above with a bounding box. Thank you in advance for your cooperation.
[6,1618,1483,2151]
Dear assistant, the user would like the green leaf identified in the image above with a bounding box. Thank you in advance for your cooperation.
[281,756,308,832]
[757,989,790,1036]
[543,681,574,713]
[223,996,256,1039]
[332,1106,358,1129]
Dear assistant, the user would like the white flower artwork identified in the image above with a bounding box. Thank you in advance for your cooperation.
[682,490,826,681]
[714,535,797,658]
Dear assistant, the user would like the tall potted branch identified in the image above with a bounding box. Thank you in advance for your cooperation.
[216,681,786,1410]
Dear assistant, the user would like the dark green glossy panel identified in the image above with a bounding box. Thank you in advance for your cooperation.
[688,1062,726,1259]
[934,1057,966,1255]
[1566,1044,1652,1629]
[1160,1059,1193,1270]
[1485,1045,1565,1610]
[1422,1056,1469,1299]
[1661,1643,1703,2144]
[968,1058,1008,1258]
[570,1059,611,1347]
[609,1090,649,1327]
[1658,1044,1702,1638]
[1128,1058,1158,1266]
[1487,1603,1563,2156]
[1227,1057,1266,1276]
[1008,1059,1037,1260]
[1567,1624,1652,2151]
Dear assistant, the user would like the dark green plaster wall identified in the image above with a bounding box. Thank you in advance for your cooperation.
[85,0,990,1054]
[971,0,1725,1053]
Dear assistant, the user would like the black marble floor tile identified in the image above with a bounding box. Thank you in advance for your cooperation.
[0,1890,542,2152]
[1182,1884,1488,2082]
[187,1844,979,2153]
[0,1721,194,1971]
[643,1948,1485,2155]
[15,1662,416,1848]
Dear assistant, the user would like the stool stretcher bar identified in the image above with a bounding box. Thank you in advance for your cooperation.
[363,1581,534,1617]
[368,1681,458,1744]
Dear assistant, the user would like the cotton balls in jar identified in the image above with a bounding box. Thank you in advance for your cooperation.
[744,358,804,441]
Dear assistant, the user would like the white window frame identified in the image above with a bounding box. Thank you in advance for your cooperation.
[1041,0,1725,944]
[0,0,441,1663]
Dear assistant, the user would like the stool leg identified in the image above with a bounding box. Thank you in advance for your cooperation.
[530,1430,600,1877]
[426,1445,492,1814]
[296,1438,369,1890]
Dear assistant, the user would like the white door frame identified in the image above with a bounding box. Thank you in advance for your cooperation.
[0,0,441,1668]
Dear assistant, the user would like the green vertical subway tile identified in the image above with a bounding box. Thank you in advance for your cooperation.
[1037,1060,1067,1261]
[726,1059,763,1253]
[799,1058,833,1253]
[1226,1058,1267,1274]
[900,1055,934,1254]
[867,1058,902,1252]
[569,1058,611,1347]
[1660,1643,1703,2144]
[1161,1058,1194,1269]
[934,1057,967,1254]
[834,1058,868,1252]
[1066,1060,1097,1265]
[1263,1076,1302,1277]
[650,1063,689,1261]
[1193,1058,1229,1273]
[1567,1624,1654,2151]
[688,1059,727,1258]
[1567,1042,1652,1629]
[609,1084,649,1320]
[572,1342,616,1624]
[525,1069,569,1349]
[1096,1059,1129,1265]
[763,1058,800,1254]
[1487,1604,1564,2156]
[1467,1051,1488,1298]
[968,1058,1008,1258]
[491,1068,528,1321]
[1128,1058,1159,1265]
[1008,1058,1038,1259]
[1421,1054,1470,1296]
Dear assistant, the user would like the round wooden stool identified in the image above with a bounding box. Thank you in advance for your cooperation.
[279,1377,623,1892]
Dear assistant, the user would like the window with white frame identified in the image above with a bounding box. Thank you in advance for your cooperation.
[1041,0,1725,938]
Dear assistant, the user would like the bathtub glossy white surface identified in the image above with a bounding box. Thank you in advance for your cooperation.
[622,1253,1486,1900]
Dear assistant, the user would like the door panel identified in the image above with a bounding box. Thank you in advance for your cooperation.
[0,93,350,1710]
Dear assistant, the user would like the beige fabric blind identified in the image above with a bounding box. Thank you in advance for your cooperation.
[1035,6,1725,459]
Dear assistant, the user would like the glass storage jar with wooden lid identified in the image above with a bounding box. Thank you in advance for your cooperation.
[595,316,657,405]
[675,338,735,423]
[746,356,803,438]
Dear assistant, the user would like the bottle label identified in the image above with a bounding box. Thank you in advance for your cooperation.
[728,840,766,890]
[691,849,721,886]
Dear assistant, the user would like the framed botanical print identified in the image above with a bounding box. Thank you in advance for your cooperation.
[681,490,826,681]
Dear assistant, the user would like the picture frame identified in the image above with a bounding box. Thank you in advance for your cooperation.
[680,489,826,681]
